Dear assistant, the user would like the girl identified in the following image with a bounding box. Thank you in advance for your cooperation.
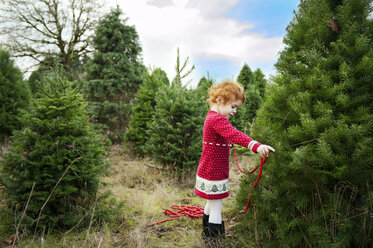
[195,80,275,242]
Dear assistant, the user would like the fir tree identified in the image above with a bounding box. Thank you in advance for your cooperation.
[0,47,31,141]
[235,1,373,247]
[145,51,205,173]
[231,64,263,133]
[145,85,205,172]
[0,72,116,232]
[237,63,255,90]
[124,68,169,156]
[195,75,214,100]
[84,6,144,142]
[253,68,267,98]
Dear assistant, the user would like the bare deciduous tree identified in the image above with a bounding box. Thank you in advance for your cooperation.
[0,0,102,72]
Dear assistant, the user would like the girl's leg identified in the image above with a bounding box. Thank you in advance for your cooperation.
[202,200,210,238]
[207,199,223,224]
[204,200,210,215]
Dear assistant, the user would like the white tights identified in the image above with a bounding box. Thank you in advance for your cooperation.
[203,199,223,224]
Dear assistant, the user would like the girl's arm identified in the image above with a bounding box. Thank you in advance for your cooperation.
[212,115,261,153]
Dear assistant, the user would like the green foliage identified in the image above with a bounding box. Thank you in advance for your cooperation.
[195,76,214,100]
[0,47,31,141]
[145,84,206,173]
[237,63,255,90]
[235,0,373,247]
[253,68,267,98]
[124,68,169,156]
[84,6,144,142]
[0,73,121,233]
[144,50,205,173]
[231,64,264,134]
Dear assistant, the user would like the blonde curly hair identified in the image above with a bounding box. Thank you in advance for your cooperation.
[207,80,245,107]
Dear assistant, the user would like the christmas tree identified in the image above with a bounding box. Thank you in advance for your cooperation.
[145,50,206,173]
[145,85,206,172]
[230,63,263,134]
[84,6,144,142]
[124,68,169,156]
[235,0,373,247]
[0,47,31,141]
[0,72,114,232]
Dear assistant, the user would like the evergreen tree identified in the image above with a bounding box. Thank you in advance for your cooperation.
[195,75,214,100]
[145,85,205,173]
[253,68,267,98]
[124,68,169,156]
[84,6,144,142]
[0,73,116,231]
[230,64,263,133]
[235,1,373,247]
[237,63,255,90]
[0,47,31,141]
[145,51,205,173]
[28,71,43,96]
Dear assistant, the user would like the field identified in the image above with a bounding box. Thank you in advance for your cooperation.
[0,144,259,248]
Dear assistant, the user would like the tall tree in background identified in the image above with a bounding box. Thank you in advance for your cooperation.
[0,47,31,141]
[124,68,169,156]
[237,63,255,90]
[231,63,263,133]
[84,6,144,142]
[0,0,100,77]
[235,0,373,247]
[253,68,266,98]
[195,75,214,100]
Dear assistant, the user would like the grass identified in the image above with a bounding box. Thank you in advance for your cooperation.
[0,144,260,248]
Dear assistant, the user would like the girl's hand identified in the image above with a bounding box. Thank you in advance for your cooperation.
[257,145,275,157]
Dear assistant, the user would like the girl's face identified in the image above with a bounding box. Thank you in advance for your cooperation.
[216,100,242,119]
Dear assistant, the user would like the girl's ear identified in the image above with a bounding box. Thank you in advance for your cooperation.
[216,96,223,105]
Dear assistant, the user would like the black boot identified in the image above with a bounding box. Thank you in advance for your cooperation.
[202,214,209,239]
[208,222,225,238]
[205,222,225,248]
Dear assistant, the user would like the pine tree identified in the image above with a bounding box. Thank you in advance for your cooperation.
[235,1,373,247]
[124,68,169,156]
[237,63,255,90]
[0,47,31,141]
[253,68,267,98]
[84,6,144,142]
[28,71,43,96]
[145,51,205,173]
[145,85,205,172]
[0,72,115,231]
[195,76,214,100]
[231,64,263,133]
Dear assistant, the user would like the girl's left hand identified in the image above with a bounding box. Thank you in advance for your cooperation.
[257,144,275,157]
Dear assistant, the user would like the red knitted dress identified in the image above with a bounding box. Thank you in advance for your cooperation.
[195,110,261,200]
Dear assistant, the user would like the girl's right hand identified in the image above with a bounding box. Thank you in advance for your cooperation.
[257,145,275,157]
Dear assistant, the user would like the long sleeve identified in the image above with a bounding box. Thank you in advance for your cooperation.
[212,114,261,153]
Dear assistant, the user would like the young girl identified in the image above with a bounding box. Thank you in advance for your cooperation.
[195,80,275,241]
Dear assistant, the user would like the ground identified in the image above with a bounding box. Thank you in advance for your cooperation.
[0,144,258,248]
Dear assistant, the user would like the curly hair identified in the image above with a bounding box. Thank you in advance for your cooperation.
[207,80,245,107]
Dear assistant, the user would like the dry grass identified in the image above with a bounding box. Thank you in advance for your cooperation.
[0,144,260,248]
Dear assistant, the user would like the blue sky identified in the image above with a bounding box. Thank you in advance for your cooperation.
[191,0,299,85]
[112,0,301,87]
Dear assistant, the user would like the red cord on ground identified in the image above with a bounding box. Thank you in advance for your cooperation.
[152,205,204,225]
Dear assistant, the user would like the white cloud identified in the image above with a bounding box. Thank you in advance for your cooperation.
[146,0,174,8]
[102,0,285,86]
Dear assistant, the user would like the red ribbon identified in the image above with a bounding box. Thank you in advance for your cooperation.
[234,146,268,214]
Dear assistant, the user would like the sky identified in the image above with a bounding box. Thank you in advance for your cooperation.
[104,0,300,88]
